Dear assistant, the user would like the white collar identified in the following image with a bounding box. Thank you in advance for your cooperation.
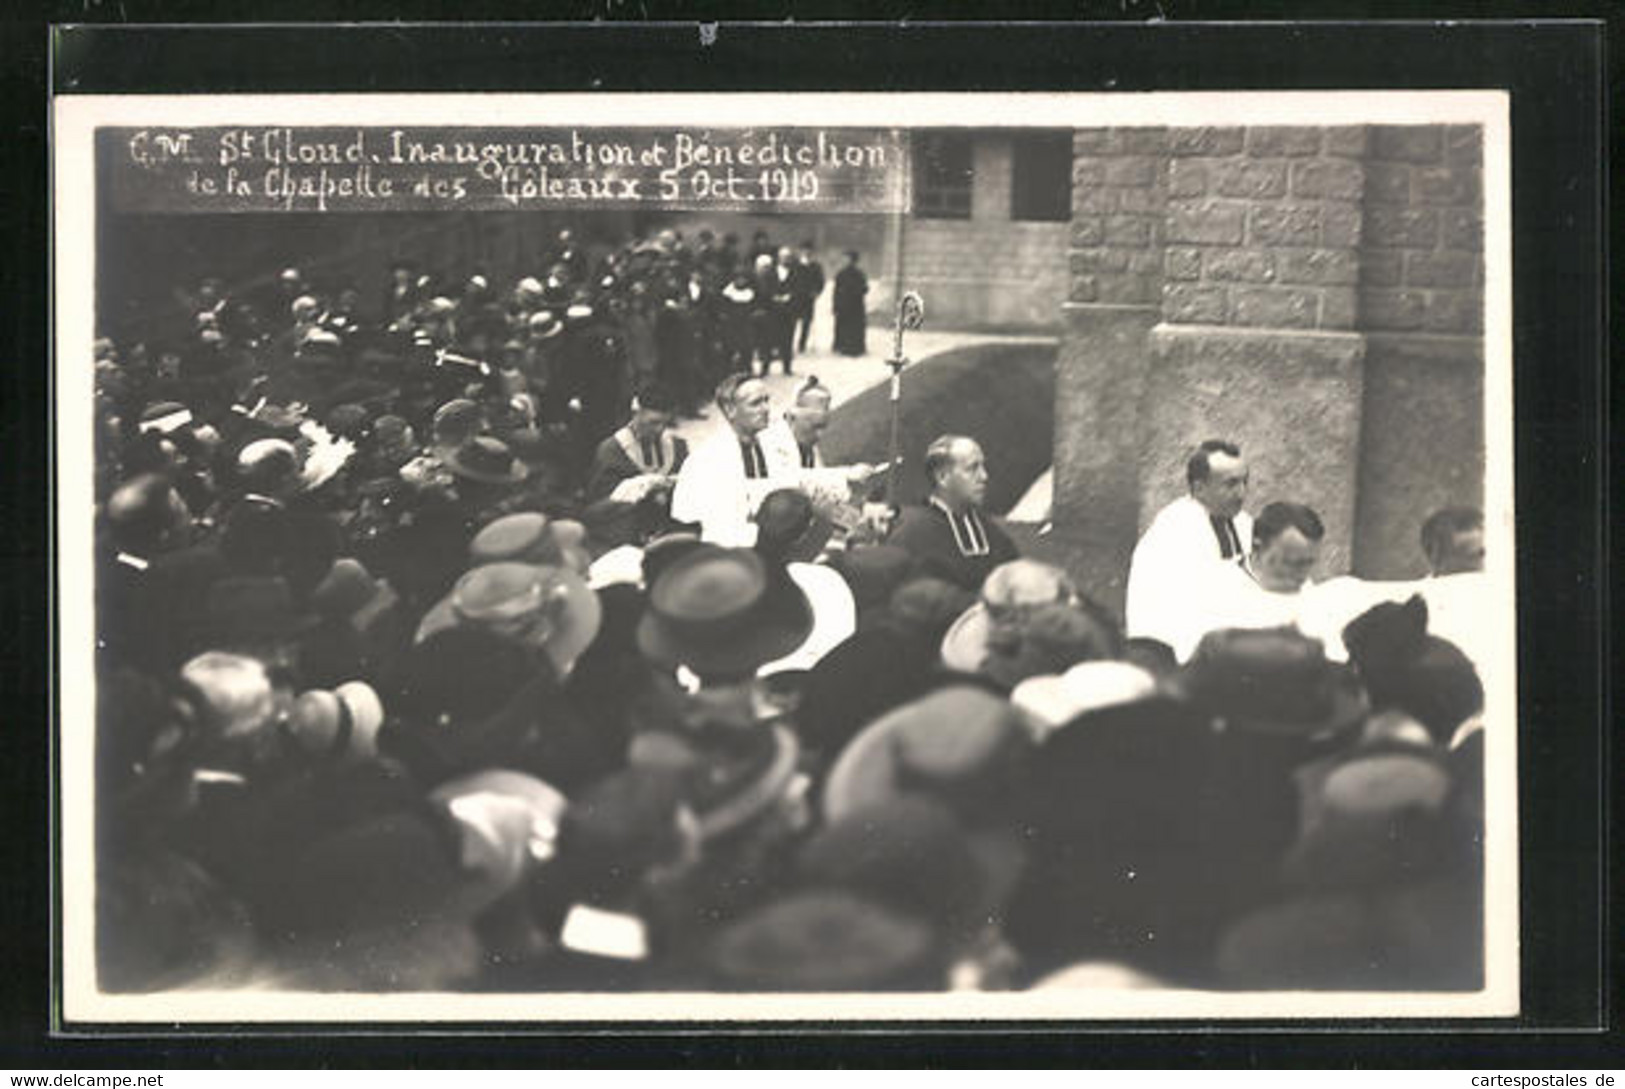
[929,497,989,556]
[115,551,150,571]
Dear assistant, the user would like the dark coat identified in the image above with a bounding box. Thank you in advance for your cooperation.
[585,431,690,505]
[789,260,826,313]
[795,624,940,759]
[832,265,869,356]
[886,503,1019,593]
[97,542,229,674]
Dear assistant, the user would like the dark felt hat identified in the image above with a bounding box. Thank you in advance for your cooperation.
[821,684,1024,824]
[392,626,538,734]
[831,544,917,615]
[636,546,812,680]
[1005,694,1301,978]
[443,436,529,486]
[249,809,492,940]
[704,890,941,991]
[206,575,322,644]
[798,794,1020,944]
[137,400,194,436]
[1171,627,1369,740]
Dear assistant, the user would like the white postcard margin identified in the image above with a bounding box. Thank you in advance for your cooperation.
[53,90,1517,1024]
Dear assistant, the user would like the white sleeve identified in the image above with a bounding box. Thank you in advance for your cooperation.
[668,449,706,526]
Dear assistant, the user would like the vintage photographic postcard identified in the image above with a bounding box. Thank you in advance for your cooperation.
[54,90,1515,1024]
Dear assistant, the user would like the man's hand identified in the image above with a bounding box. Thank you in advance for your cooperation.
[859,501,896,538]
[843,462,879,485]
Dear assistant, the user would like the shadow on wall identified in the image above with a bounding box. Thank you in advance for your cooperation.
[820,341,1057,516]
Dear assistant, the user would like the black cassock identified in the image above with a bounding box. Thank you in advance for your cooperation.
[832,265,869,357]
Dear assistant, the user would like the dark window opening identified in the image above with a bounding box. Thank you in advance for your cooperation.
[911,133,974,220]
[1010,131,1073,222]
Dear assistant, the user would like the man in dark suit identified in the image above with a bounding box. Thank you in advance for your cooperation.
[887,434,1019,592]
[754,248,798,376]
[99,472,227,673]
[789,240,826,355]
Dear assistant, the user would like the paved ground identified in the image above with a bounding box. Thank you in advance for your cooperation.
[1007,467,1054,525]
[670,329,1058,449]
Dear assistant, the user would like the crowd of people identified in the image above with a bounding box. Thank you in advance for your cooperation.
[89,227,1487,996]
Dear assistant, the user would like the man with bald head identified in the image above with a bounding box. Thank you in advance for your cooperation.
[886,434,1018,592]
[759,377,878,486]
[771,378,833,470]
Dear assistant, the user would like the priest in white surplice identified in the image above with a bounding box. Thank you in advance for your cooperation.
[670,373,786,546]
[1125,439,1255,655]
[673,373,877,546]
[1155,500,1327,662]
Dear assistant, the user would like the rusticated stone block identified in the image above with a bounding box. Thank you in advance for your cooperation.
[1104,215,1154,247]
[1324,126,1369,158]
[1248,203,1323,246]
[1168,160,1207,198]
[1444,125,1483,166]
[1322,204,1363,247]
[1074,129,1115,155]
[1278,247,1360,286]
[1127,249,1163,275]
[1229,285,1320,329]
[1204,248,1278,283]
[1245,127,1323,157]
[1364,162,1412,204]
[1365,206,1438,248]
[1320,287,1358,330]
[1070,216,1104,247]
[1072,159,1107,187]
[1370,125,1445,163]
[1163,283,1228,324]
[1360,289,1428,330]
[1422,290,1484,334]
[1168,127,1245,157]
[1214,159,1290,200]
[1290,158,1365,201]
[1071,247,1130,275]
[1074,186,1120,216]
[1119,128,1170,154]
[1104,156,1157,188]
[1404,249,1479,288]
[1117,186,1165,214]
[1097,273,1161,306]
[1165,247,1203,281]
[1413,165,1480,205]
[1440,207,1483,250]
[1167,198,1248,245]
[1360,250,1404,287]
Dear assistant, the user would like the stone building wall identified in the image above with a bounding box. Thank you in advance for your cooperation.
[1353,125,1486,577]
[1053,123,1485,611]
[900,137,1072,328]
